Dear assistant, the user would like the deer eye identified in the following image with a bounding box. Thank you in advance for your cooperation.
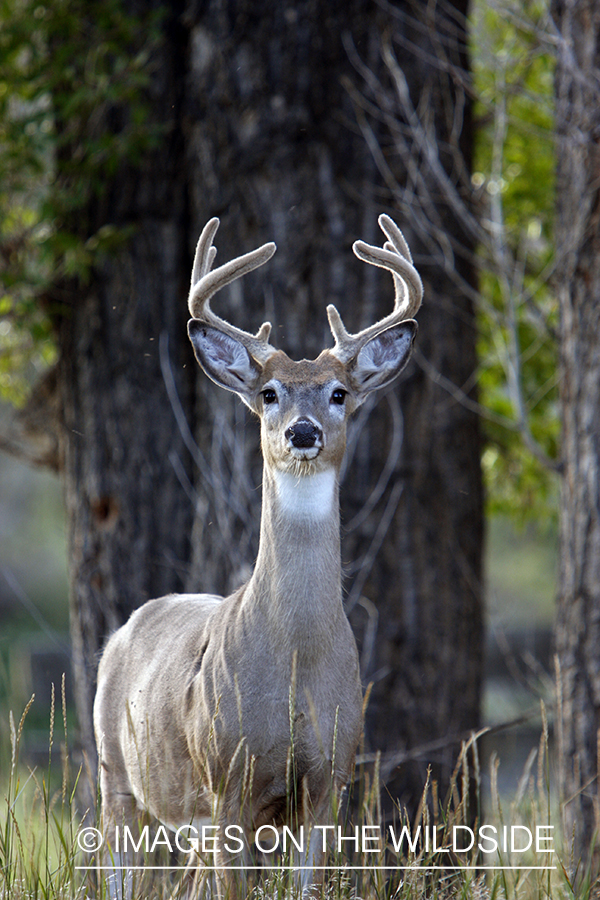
[262,389,278,405]
[330,389,346,405]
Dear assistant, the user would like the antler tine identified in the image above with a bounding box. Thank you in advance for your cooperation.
[188,218,278,364]
[328,214,423,363]
[379,213,412,262]
[191,217,219,286]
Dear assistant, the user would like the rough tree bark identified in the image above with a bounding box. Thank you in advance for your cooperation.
[55,1,193,764]
[553,0,600,867]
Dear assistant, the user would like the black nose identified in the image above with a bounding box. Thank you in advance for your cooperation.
[285,419,322,448]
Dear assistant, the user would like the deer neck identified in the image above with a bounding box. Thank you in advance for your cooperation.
[247,465,343,655]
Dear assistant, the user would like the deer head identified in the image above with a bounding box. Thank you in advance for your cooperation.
[187,215,422,477]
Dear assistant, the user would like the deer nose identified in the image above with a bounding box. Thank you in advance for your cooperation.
[285,419,323,449]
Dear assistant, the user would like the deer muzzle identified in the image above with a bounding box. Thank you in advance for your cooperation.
[285,419,323,450]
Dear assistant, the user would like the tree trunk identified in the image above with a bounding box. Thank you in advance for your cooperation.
[554,0,600,867]
[184,0,483,813]
[56,1,193,766]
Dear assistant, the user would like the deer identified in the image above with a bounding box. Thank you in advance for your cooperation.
[93,213,422,899]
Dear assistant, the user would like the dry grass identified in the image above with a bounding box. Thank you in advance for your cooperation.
[0,687,596,900]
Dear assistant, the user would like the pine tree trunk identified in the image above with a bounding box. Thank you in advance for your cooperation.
[553,0,600,866]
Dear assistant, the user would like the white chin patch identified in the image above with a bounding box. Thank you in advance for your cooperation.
[289,447,320,460]
[274,469,336,520]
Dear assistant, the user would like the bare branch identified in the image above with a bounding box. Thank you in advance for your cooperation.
[343,2,560,474]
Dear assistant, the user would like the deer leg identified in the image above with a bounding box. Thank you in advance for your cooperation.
[176,848,212,900]
[179,822,248,900]
[211,816,250,900]
[104,849,133,900]
[98,790,138,900]
[297,822,326,896]
[96,752,142,900]
[212,843,248,900]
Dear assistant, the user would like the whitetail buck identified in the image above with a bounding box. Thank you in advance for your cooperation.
[94,214,422,898]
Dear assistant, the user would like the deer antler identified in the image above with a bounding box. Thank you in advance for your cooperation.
[188,218,278,365]
[327,214,423,363]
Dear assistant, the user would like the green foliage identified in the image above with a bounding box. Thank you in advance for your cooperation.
[0,0,163,404]
[470,0,559,524]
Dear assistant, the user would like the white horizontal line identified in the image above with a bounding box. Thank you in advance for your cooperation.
[78,865,557,872]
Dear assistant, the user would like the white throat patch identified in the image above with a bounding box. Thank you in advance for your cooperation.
[273,469,336,521]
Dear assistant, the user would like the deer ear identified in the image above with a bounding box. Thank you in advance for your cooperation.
[188,320,262,402]
[350,320,417,401]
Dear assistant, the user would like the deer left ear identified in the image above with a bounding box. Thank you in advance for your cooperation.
[188,320,262,404]
[350,320,417,400]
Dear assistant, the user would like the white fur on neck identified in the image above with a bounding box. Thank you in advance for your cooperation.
[273,468,336,520]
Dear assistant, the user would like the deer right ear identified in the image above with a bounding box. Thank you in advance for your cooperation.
[188,320,262,403]
[349,320,417,401]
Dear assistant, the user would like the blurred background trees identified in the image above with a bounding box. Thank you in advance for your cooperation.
[552,0,600,867]
[1,0,597,870]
